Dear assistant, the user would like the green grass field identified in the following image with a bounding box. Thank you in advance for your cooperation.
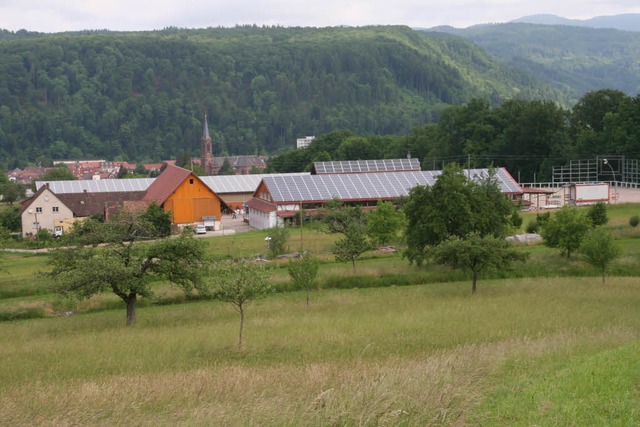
[1,204,639,425]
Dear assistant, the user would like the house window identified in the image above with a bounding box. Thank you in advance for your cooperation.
[190,178,194,184]
[52,206,59,213]
[35,207,43,213]
[32,222,40,230]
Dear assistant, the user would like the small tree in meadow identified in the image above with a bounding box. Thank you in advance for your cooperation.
[204,261,272,348]
[287,253,320,307]
[580,227,621,284]
[366,200,405,247]
[629,215,639,228]
[266,225,290,258]
[587,202,608,227]
[540,206,591,257]
[431,233,528,294]
[333,224,370,270]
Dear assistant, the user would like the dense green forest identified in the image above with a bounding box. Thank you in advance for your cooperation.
[0,25,560,168]
[432,23,640,101]
[268,89,640,183]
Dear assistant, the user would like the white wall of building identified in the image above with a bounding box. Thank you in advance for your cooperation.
[296,136,315,149]
[21,189,73,237]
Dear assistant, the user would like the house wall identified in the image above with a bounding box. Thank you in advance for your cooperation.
[21,189,74,237]
[248,207,278,229]
[164,176,222,224]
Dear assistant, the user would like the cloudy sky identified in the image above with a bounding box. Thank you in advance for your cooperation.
[1,0,639,33]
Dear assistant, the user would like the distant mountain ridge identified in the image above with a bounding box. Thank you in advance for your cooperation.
[511,13,640,32]
[429,22,640,101]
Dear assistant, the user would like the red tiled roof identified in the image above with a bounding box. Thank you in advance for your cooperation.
[142,163,194,204]
[58,191,146,217]
[247,197,276,213]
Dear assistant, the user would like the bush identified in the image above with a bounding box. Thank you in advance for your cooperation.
[266,225,290,258]
[630,215,639,228]
[587,202,608,227]
[526,220,539,234]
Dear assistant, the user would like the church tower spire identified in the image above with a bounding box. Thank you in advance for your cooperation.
[201,111,214,175]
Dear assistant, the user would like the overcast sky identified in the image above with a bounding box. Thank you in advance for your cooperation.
[1,0,639,33]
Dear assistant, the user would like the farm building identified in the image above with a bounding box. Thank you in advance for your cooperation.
[246,167,524,230]
[142,164,227,224]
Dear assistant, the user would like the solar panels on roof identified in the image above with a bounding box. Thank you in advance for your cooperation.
[36,178,155,194]
[312,158,421,174]
[200,173,308,194]
[263,168,522,203]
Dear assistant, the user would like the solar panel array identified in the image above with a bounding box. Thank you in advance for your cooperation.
[264,168,522,203]
[200,173,309,194]
[36,178,155,194]
[313,158,421,174]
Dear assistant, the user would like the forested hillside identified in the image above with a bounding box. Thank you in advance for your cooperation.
[269,90,640,183]
[432,23,640,101]
[0,25,559,168]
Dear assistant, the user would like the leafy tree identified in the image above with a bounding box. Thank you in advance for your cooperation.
[44,213,206,325]
[265,225,290,258]
[320,198,366,235]
[333,224,370,270]
[431,233,528,294]
[580,227,621,285]
[140,202,172,237]
[0,205,21,231]
[366,200,405,247]
[320,199,369,269]
[287,253,320,306]
[40,167,76,182]
[404,164,516,266]
[540,206,592,258]
[587,202,608,227]
[630,215,639,228]
[2,181,25,204]
[202,261,272,348]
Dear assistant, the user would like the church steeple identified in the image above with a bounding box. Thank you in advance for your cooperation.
[201,111,214,175]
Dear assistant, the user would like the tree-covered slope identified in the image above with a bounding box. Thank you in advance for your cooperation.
[0,25,557,167]
[431,23,640,101]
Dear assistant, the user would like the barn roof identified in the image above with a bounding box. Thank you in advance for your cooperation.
[311,158,421,174]
[142,164,195,204]
[261,168,522,204]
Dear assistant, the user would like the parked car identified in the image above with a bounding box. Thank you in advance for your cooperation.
[194,224,207,235]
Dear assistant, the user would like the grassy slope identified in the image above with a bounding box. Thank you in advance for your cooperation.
[1,278,638,425]
[1,204,640,424]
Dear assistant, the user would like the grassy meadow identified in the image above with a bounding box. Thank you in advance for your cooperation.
[1,203,640,425]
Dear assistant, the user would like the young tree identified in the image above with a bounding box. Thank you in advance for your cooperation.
[587,202,608,227]
[203,261,272,348]
[287,253,320,306]
[580,227,621,284]
[366,200,405,247]
[44,213,206,325]
[540,206,592,257]
[321,199,370,269]
[265,225,290,258]
[333,224,370,270]
[431,233,528,294]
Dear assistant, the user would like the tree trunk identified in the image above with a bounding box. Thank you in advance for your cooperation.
[238,306,244,349]
[602,270,606,285]
[126,294,137,325]
[471,270,478,295]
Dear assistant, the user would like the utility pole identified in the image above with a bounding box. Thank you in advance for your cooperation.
[299,201,304,252]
